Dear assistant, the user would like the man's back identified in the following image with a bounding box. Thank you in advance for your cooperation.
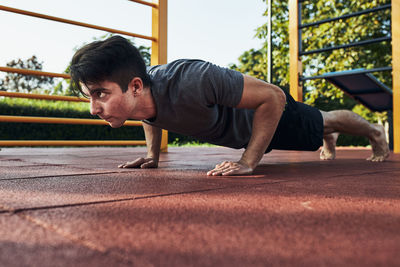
[145,59,254,149]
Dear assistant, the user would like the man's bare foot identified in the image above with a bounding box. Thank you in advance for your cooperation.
[320,132,339,160]
[367,124,390,162]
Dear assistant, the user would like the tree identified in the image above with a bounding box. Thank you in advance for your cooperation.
[230,0,391,127]
[0,55,54,93]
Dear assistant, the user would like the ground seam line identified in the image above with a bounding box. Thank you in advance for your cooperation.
[7,197,137,214]
[0,170,139,181]
[324,169,396,179]
[0,180,292,214]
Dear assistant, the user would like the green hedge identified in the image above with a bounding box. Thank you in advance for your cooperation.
[0,98,143,141]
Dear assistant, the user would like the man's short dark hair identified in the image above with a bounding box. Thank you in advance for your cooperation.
[70,35,152,95]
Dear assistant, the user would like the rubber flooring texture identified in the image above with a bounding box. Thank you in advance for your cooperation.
[0,147,399,267]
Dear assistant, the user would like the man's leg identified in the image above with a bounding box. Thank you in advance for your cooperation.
[320,132,339,160]
[320,110,390,161]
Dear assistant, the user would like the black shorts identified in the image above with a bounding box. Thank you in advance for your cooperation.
[265,90,324,153]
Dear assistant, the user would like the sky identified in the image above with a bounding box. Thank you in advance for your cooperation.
[0,0,267,76]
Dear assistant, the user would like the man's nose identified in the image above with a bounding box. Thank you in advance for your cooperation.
[90,100,101,116]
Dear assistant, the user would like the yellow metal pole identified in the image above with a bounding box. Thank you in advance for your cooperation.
[289,0,303,102]
[0,5,155,41]
[128,0,158,8]
[0,66,70,79]
[0,115,142,126]
[151,0,168,152]
[393,0,400,153]
[0,140,146,147]
[151,0,168,66]
[0,91,88,102]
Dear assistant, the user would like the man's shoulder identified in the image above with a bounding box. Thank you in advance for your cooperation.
[147,59,207,73]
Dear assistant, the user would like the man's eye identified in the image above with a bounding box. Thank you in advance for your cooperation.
[96,91,106,98]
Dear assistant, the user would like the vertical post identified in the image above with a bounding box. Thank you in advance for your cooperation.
[289,0,303,102]
[267,0,272,83]
[393,0,400,153]
[151,0,168,152]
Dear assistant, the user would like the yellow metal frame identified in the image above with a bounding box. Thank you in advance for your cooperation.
[151,0,168,152]
[0,66,70,79]
[393,0,399,153]
[289,0,399,153]
[288,0,303,102]
[0,90,88,102]
[0,4,155,41]
[0,115,142,126]
[0,0,168,150]
[0,140,146,147]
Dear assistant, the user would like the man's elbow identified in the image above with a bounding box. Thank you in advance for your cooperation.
[269,85,286,112]
[278,88,286,110]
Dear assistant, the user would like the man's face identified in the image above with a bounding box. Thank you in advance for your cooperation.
[82,80,139,128]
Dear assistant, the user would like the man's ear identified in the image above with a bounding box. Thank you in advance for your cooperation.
[128,77,144,95]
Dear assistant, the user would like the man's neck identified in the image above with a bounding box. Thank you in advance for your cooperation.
[140,86,157,120]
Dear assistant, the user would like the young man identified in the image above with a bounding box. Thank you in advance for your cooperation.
[70,36,390,176]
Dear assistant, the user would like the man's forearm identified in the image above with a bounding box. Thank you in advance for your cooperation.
[240,97,285,169]
[207,75,286,176]
[142,122,162,160]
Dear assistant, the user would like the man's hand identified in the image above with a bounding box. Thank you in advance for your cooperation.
[207,160,253,176]
[118,157,158,169]
[227,75,286,175]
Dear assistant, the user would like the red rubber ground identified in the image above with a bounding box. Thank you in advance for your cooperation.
[0,147,399,266]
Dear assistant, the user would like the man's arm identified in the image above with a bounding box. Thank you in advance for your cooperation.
[118,122,161,168]
[207,75,286,176]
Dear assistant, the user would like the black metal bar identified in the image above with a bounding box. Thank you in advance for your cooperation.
[298,2,302,55]
[299,3,391,29]
[300,66,393,81]
[300,36,391,56]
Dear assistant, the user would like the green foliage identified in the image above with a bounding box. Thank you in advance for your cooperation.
[1,97,89,116]
[0,97,144,141]
[229,48,269,81]
[231,0,391,145]
[170,138,214,147]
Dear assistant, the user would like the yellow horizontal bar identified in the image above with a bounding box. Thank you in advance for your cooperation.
[0,66,70,79]
[0,91,89,102]
[0,140,146,146]
[0,115,142,126]
[128,0,158,8]
[0,4,156,41]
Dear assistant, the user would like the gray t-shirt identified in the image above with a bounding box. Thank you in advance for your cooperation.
[144,59,254,149]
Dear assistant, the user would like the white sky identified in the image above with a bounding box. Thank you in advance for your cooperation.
[0,0,266,74]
